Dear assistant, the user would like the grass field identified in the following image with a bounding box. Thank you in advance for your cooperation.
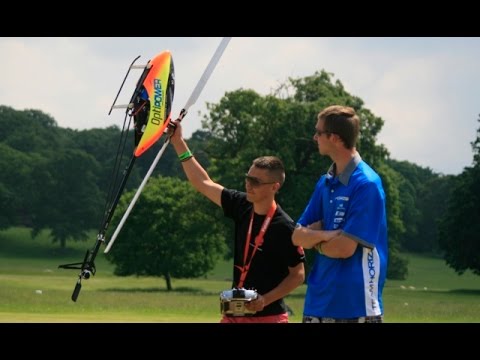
[1,227,479,322]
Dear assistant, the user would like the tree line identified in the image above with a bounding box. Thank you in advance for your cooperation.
[1,70,478,287]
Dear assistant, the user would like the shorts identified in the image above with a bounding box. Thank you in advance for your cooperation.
[221,313,289,323]
[302,315,383,323]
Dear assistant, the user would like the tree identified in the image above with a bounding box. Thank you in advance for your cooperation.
[416,175,455,254]
[30,149,103,248]
[0,143,36,229]
[386,159,452,254]
[200,71,407,279]
[473,114,480,166]
[439,115,480,275]
[0,106,66,154]
[106,176,226,290]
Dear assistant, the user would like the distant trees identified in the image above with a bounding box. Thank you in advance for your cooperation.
[30,149,103,248]
[387,159,455,254]
[0,106,180,246]
[376,163,408,279]
[0,106,64,230]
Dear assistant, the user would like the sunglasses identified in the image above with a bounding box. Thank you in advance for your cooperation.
[315,129,331,137]
[245,174,277,187]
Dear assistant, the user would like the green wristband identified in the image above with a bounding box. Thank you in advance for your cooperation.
[180,155,194,162]
[178,150,193,161]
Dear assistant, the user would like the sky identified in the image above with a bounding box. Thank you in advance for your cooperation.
[1,37,479,176]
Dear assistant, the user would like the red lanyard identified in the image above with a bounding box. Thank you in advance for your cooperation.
[236,202,277,288]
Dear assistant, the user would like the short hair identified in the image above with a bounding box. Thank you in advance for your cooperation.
[318,105,360,149]
[252,156,285,186]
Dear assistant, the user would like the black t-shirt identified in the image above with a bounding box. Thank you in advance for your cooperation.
[221,188,306,316]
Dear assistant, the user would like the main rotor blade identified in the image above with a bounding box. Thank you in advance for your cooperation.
[183,37,231,112]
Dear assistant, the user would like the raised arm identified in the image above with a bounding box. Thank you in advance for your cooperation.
[169,120,224,207]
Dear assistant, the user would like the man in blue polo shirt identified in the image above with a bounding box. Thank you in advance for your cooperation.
[292,105,388,323]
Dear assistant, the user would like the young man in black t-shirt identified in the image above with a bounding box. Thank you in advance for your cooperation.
[169,120,305,323]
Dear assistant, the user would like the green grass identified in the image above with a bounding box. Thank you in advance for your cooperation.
[384,253,480,322]
[1,227,479,322]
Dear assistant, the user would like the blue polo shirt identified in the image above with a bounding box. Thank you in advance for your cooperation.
[298,154,388,318]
